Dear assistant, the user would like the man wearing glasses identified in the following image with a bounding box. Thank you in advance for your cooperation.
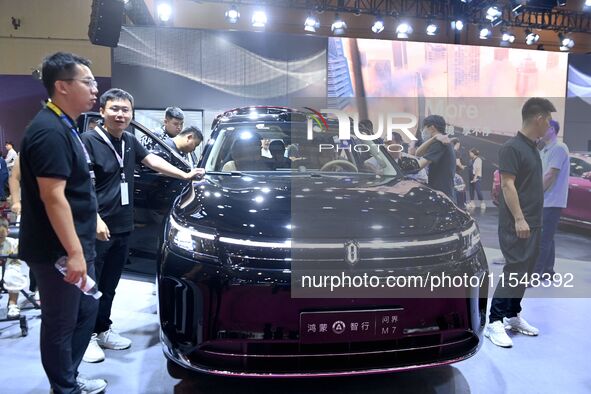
[80,88,203,363]
[19,52,107,393]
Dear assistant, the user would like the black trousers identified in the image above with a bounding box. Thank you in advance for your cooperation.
[29,260,98,394]
[94,232,130,334]
[489,226,541,323]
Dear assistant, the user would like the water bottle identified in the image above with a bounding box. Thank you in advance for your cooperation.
[54,256,102,299]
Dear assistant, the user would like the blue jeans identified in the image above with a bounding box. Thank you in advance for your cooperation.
[533,207,562,276]
[469,178,483,201]
[28,260,99,394]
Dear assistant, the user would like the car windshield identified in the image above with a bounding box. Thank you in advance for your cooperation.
[204,122,400,176]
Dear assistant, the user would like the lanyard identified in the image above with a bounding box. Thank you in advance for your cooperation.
[45,101,96,186]
[95,125,126,182]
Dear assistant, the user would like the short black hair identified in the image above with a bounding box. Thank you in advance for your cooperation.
[388,132,403,145]
[549,119,560,135]
[469,148,480,156]
[521,98,556,123]
[41,52,91,97]
[423,115,447,134]
[178,126,203,141]
[5,141,13,146]
[99,88,134,109]
[165,107,184,120]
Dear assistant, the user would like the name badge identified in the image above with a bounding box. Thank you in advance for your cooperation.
[120,182,129,206]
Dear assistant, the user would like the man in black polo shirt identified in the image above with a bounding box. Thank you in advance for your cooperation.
[81,89,203,363]
[415,115,456,199]
[485,97,556,348]
[162,125,203,161]
[19,52,107,394]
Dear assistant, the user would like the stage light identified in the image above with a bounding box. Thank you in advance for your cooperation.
[157,2,172,22]
[501,30,515,45]
[479,26,492,39]
[304,13,320,32]
[426,22,438,36]
[371,17,385,34]
[557,0,567,6]
[331,14,347,35]
[251,10,267,28]
[225,6,240,24]
[525,29,540,45]
[396,22,412,38]
[585,0,591,7]
[451,19,464,31]
[559,33,574,50]
[486,6,502,22]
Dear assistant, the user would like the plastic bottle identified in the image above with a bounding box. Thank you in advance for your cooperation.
[54,256,102,299]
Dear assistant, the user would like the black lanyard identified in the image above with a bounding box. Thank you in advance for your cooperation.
[45,101,96,187]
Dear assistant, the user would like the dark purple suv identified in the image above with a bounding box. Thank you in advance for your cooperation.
[158,107,489,377]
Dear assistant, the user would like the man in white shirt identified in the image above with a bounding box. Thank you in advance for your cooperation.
[533,120,569,277]
[5,141,17,173]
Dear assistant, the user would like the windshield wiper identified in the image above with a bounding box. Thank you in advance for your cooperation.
[205,171,244,176]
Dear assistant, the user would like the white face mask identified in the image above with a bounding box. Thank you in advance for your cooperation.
[421,128,431,141]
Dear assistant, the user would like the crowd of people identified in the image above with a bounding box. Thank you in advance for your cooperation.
[0,50,573,392]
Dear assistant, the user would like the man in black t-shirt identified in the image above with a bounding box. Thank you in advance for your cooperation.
[415,115,456,198]
[160,125,203,163]
[19,52,107,393]
[485,98,556,348]
[81,89,203,363]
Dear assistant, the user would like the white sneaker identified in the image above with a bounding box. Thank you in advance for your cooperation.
[7,304,20,319]
[485,320,513,348]
[480,202,486,210]
[76,374,107,394]
[97,327,132,350]
[503,314,539,336]
[83,334,105,363]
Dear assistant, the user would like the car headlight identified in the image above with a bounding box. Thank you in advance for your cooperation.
[169,216,217,257]
[460,222,481,257]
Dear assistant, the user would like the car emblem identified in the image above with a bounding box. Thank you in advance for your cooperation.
[332,320,346,334]
[344,240,360,266]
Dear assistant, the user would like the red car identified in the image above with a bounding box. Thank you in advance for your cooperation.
[492,152,591,229]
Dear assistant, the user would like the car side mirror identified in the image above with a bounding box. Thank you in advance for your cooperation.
[398,156,420,175]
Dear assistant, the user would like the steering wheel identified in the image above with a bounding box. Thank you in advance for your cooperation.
[320,160,358,173]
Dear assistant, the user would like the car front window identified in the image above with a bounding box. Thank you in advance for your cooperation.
[204,123,399,176]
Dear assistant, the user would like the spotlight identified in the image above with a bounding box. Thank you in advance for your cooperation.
[557,0,567,6]
[479,26,492,39]
[304,13,320,32]
[501,30,515,45]
[559,33,575,50]
[157,2,172,22]
[251,10,267,28]
[426,22,438,36]
[486,6,502,22]
[585,0,591,7]
[451,19,464,31]
[525,29,540,45]
[460,0,473,3]
[396,22,412,38]
[371,17,385,34]
[225,6,240,24]
[331,13,347,35]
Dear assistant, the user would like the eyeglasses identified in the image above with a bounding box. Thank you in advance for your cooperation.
[61,78,98,89]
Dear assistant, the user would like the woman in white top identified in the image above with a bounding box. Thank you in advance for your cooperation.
[468,148,485,209]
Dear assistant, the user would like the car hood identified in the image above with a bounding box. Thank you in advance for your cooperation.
[174,174,471,240]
